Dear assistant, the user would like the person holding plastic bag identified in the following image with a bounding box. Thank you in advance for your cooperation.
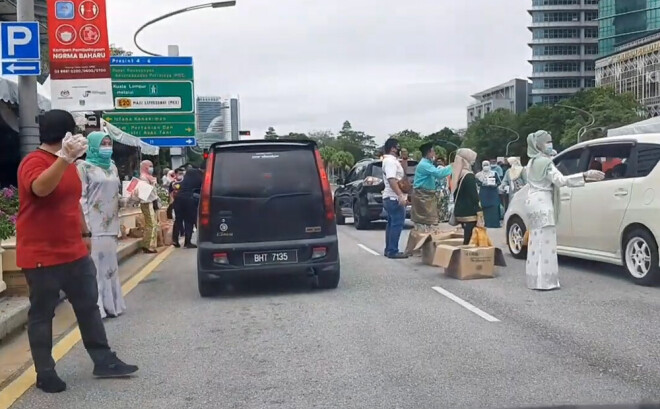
[475,160,502,228]
[525,130,604,290]
[500,157,527,212]
[450,148,484,245]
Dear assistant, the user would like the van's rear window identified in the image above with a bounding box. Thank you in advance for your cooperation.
[212,148,322,197]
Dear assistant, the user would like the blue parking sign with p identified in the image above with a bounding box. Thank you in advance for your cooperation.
[1,22,40,60]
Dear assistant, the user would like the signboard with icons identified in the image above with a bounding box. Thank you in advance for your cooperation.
[47,0,113,111]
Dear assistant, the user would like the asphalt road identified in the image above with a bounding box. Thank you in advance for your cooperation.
[11,223,660,409]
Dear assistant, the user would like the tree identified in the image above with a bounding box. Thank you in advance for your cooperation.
[463,109,522,160]
[319,146,337,171]
[308,130,337,149]
[336,121,377,161]
[264,127,278,140]
[110,44,133,57]
[390,129,423,155]
[332,150,355,179]
[286,132,309,140]
[558,88,642,147]
[424,127,463,160]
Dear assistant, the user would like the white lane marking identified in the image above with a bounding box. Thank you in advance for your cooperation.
[431,286,500,322]
[358,243,380,256]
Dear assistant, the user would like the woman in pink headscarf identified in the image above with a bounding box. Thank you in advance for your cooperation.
[139,160,158,253]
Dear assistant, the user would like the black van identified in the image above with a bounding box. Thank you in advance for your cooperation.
[196,140,340,297]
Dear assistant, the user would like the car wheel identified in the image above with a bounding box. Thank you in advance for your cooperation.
[316,266,340,290]
[507,216,527,259]
[353,201,370,230]
[335,201,346,225]
[198,274,216,298]
[623,228,660,286]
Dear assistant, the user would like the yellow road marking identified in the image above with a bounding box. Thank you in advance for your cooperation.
[0,247,175,409]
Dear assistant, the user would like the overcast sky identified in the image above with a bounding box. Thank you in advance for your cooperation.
[106,0,531,141]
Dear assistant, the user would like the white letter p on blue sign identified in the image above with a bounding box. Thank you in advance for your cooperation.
[1,22,40,60]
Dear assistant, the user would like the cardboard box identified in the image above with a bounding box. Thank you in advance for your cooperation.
[406,229,464,255]
[433,244,507,280]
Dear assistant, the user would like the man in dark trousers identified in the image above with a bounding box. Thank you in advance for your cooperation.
[173,162,204,248]
[16,110,138,393]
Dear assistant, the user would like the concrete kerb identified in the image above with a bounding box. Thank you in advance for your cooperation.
[0,238,142,344]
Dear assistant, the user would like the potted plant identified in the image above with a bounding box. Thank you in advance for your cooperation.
[0,186,19,292]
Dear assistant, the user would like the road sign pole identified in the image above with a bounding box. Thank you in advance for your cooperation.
[16,0,40,158]
[167,45,185,170]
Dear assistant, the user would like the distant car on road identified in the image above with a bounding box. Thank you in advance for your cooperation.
[196,140,340,297]
[333,158,417,229]
[504,134,660,286]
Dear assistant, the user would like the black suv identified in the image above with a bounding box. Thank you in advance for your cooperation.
[196,140,340,297]
[334,158,417,229]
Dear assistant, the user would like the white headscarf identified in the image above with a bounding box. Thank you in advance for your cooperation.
[507,157,523,180]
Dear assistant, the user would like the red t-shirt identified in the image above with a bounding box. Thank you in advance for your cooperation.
[16,149,88,269]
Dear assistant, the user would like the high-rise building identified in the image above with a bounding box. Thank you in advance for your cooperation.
[198,97,241,141]
[528,0,600,105]
[467,79,532,125]
[599,0,660,57]
[196,96,223,133]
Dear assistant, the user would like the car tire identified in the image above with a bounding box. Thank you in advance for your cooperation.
[335,201,346,225]
[353,201,370,230]
[623,228,660,286]
[507,216,527,260]
[316,266,340,290]
[198,274,216,298]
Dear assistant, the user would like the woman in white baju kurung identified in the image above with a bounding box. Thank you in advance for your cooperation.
[525,131,604,290]
[78,132,126,318]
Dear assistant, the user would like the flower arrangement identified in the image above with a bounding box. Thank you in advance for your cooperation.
[0,186,19,241]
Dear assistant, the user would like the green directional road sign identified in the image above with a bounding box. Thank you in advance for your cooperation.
[111,65,194,81]
[112,81,194,113]
[103,113,196,137]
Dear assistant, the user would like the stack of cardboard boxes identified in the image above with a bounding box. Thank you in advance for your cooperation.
[406,229,506,280]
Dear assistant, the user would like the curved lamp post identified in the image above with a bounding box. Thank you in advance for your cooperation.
[133,1,237,56]
[488,125,520,157]
[556,104,596,144]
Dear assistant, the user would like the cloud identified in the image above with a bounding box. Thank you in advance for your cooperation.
[107,0,531,139]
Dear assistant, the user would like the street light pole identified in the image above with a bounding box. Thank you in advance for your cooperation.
[488,125,520,157]
[557,104,596,144]
[133,1,237,56]
[17,0,40,157]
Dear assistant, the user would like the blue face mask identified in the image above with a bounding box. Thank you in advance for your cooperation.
[544,143,554,155]
[98,146,113,159]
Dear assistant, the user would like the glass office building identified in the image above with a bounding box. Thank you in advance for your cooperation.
[599,0,660,56]
[528,0,600,105]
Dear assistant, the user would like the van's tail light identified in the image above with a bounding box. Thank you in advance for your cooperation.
[213,252,228,264]
[200,150,215,227]
[363,176,382,186]
[314,148,335,223]
[312,247,327,259]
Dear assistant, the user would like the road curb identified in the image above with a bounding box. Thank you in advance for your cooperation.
[0,238,141,345]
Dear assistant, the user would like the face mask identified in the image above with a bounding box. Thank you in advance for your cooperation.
[148,167,154,175]
[98,147,112,159]
[544,143,554,155]
[483,165,491,172]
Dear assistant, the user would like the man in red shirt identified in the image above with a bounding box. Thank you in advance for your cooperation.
[16,110,138,393]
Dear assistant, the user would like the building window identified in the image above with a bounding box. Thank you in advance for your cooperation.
[533,28,580,39]
[533,12,580,22]
[533,0,579,5]
[585,78,596,87]
[541,95,564,104]
[584,61,595,71]
[583,0,599,5]
[534,62,581,72]
[584,44,598,54]
[584,11,598,21]
[537,78,581,89]
[584,27,598,38]
[533,45,581,55]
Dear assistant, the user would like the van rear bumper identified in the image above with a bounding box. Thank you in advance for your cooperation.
[197,236,339,280]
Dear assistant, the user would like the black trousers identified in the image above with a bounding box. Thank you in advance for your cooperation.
[24,256,111,374]
[461,221,477,245]
[173,195,196,245]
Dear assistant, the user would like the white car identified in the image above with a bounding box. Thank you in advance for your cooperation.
[504,134,660,286]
